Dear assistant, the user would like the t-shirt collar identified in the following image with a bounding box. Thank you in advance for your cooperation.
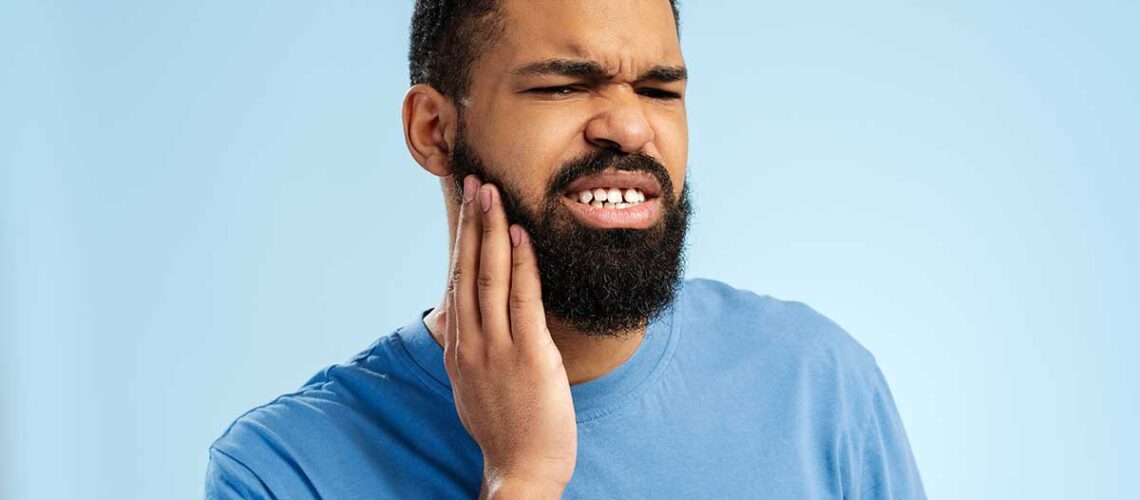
[395,285,685,423]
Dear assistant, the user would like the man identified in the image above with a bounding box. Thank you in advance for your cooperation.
[206,0,926,498]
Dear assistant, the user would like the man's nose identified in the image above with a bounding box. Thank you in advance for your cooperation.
[584,88,655,154]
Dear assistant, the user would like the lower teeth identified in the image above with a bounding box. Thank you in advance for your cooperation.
[584,201,641,209]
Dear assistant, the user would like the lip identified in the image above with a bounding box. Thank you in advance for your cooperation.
[563,169,663,198]
[559,196,662,229]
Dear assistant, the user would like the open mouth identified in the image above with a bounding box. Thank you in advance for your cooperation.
[558,169,664,228]
[560,169,663,209]
[563,186,655,209]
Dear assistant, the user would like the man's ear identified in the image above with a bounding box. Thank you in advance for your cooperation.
[402,84,458,177]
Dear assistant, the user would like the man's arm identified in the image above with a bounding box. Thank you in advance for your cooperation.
[448,177,577,498]
[204,447,275,500]
[479,476,569,500]
[855,365,927,499]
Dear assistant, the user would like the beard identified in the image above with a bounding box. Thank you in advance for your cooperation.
[448,125,693,339]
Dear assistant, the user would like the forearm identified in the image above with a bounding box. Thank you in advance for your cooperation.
[479,477,566,500]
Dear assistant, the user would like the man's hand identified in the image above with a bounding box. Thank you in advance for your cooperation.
[444,175,577,499]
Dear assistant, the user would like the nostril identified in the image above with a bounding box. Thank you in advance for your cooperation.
[592,138,623,152]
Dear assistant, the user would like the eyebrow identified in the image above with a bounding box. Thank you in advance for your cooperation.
[511,58,688,83]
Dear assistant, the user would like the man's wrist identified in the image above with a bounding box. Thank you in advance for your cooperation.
[479,475,566,500]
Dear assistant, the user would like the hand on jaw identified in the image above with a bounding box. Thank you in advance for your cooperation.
[443,174,578,499]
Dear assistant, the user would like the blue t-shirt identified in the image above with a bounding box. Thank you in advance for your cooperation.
[206,278,925,499]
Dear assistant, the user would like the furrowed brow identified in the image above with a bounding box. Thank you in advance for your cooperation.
[512,59,688,86]
[636,65,688,84]
[511,59,609,79]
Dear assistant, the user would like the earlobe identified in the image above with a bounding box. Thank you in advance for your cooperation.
[402,84,457,177]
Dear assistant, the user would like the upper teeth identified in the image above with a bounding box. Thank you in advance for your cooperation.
[573,188,647,209]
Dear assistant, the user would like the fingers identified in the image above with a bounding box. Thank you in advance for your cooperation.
[449,175,546,362]
[443,288,459,377]
[476,183,513,347]
[449,175,484,356]
[508,225,552,351]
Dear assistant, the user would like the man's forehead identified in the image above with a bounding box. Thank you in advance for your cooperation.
[492,0,683,76]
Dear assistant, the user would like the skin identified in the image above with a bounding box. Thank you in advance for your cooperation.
[401,0,687,497]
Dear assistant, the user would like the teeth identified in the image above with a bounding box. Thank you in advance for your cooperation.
[607,188,623,204]
[572,188,647,208]
[623,188,642,203]
[606,187,624,205]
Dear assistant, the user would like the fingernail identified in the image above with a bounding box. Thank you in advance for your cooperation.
[463,176,477,203]
[510,225,522,247]
[480,187,492,212]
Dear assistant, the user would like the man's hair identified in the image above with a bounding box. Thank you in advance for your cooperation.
[409,0,681,100]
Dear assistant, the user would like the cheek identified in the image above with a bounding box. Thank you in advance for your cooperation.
[480,107,588,192]
[648,113,688,191]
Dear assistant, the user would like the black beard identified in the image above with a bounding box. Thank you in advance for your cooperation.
[448,128,693,338]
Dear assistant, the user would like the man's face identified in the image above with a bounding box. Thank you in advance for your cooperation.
[450,0,690,337]
[457,0,687,204]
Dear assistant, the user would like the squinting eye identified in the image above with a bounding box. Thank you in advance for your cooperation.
[528,86,581,97]
[638,88,683,100]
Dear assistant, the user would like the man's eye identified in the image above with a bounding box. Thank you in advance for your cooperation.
[638,88,683,100]
[529,86,582,97]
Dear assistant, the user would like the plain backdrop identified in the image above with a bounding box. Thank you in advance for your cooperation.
[2,1,1137,499]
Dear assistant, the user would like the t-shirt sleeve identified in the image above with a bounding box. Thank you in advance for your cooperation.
[854,364,927,500]
[205,446,274,500]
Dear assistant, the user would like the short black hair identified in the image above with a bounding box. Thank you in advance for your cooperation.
[409,0,681,100]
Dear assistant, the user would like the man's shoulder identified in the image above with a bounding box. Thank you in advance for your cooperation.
[206,326,478,496]
[208,333,418,466]
[681,277,879,373]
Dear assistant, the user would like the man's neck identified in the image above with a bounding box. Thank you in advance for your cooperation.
[423,300,645,386]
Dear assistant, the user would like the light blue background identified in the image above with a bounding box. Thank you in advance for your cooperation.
[2,1,1137,499]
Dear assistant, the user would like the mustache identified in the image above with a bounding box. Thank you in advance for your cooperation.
[547,150,674,201]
